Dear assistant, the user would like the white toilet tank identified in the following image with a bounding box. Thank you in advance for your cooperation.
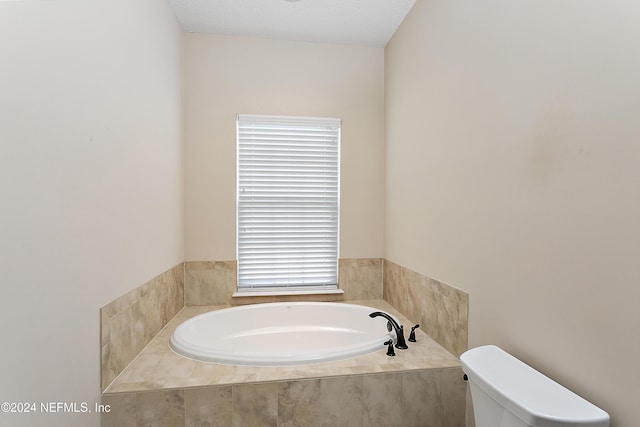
[460,345,609,427]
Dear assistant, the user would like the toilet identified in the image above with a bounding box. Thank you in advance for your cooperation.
[460,345,610,427]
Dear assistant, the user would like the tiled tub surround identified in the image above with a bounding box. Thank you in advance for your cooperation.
[102,300,466,427]
[184,258,383,306]
[101,259,468,388]
[101,264,184,390]
[384,260,469,357]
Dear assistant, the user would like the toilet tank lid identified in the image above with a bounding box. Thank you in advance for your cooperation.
[460,345,609,427]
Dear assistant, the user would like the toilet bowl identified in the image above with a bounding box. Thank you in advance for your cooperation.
[460,345,609,427]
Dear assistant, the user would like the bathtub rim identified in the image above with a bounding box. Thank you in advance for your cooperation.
[169,301,396,366]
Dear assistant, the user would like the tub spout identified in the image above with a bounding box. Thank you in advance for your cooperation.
[369,311,408,349]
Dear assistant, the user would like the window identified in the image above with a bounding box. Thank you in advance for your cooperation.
[236,114,341,292]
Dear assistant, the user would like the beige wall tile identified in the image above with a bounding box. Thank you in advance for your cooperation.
[278,379,323,427]
[131,297,153,356]
[107,308,135,384]
[101,393,136,427]
[383,260,406,312]
[438,367,467,427]
[401,368,466,427]
[320,376,364,426]
[401,370,441,427]
[136,390,185,427]
[339,258,383,299]
[184,261,236,305]
[232,382,278,427]
[185,386,232,427]
[362,373,403,427]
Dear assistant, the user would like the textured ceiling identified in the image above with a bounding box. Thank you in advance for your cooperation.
[168,0,416,47]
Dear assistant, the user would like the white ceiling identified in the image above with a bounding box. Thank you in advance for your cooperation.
[168,0,416,47]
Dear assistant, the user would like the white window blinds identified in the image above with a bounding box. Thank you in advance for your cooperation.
[236,115,341,291]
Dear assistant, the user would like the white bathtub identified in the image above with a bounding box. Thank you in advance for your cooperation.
[169,302,395,366]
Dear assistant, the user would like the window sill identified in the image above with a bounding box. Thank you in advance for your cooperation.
[231,289,345,305]
[232,289,344,298]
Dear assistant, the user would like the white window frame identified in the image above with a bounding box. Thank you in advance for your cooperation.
[236,114,341,293]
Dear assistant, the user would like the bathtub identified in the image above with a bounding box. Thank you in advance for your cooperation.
[169,302,395,366]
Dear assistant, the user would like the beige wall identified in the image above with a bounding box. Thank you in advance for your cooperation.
[385,1,640,425]
[183,34,385,261]
[0,1,182,426]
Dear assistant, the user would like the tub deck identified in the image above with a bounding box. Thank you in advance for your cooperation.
[104,299,460,394]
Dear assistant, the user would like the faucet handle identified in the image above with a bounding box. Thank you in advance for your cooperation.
[384,339,396,357]
[408,324,420,342]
